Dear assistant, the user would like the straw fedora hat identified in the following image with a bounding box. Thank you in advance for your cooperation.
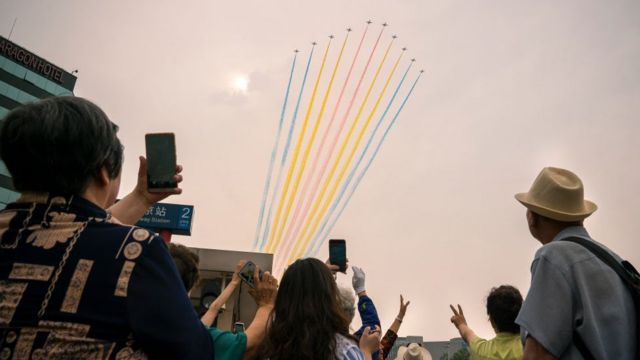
[515,167,597,221]
[394,343,432,360]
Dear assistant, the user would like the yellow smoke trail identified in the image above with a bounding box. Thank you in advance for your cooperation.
[290,49,404,262]
[265,39,333,253]
[270,34,350,257]
[287,38,399,263]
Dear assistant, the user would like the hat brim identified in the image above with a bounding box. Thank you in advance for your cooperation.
[515,192,597,221]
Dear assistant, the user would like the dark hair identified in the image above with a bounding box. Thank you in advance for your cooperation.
[263,258,352,360]
[168,243,200,292]
[0,96,123,195]
[486,285,523,334]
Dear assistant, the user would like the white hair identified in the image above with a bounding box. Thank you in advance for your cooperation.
[337,286,356,322]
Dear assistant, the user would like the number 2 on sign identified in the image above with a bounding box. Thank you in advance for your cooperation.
[182,208,191,219]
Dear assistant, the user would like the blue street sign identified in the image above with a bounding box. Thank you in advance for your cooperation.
[135,202,194,236]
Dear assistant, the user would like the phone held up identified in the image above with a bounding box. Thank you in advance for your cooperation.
[145,133,177,193]
[238,261,264,289]
[234,322,245,334]
[329,239,347,273]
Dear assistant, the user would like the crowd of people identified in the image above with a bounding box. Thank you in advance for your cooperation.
[0,96,637,359]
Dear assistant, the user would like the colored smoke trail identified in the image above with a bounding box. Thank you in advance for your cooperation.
[309,70,424,256]
[265,39,333,254]
[252,52,298,250]
[306,61,415,256]
[276,23,373,272]
[275,25,388,271]
[258,44,315,251]
[256,22,422,274]
[288,38,401,264]
[271,33,349,259]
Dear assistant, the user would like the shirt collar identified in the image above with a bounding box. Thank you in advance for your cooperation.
[551,226,590,242]
[495,332,519,338]
[10,192,109,220]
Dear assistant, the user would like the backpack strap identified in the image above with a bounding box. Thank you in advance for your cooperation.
[560,236,639,359]
[562,237,637,283]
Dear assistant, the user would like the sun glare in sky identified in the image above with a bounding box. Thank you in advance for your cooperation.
[231,74,249,94]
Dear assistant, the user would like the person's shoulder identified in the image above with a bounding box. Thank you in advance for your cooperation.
[208,326,247,347]
[335,332,358,344]
[335,333,359,350]
[88,220,158,242]
[88,218,152,237]
[335,333,363,360]
[471,334,522,358]
[469,334,486,344]
[84,221,164,260]
[537,239,583,256]
[469,335,488,353]
[534,238,593,267]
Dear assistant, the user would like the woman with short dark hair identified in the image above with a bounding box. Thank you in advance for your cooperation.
[0,97,213,359]
[262,258,380,360]
[168,242,201,293]
[1,96,124,196]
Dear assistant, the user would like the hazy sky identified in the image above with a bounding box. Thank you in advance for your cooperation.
[2,0,639,341]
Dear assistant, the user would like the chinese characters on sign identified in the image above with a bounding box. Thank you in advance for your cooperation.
[135,202,194,236]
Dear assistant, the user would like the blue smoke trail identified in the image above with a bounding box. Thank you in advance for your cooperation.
[304,61,412,256]
[252,52,298,250]
[258,45,316,251]
[308,69,423,256]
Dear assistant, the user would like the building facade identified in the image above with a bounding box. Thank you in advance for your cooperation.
[0,36,77,209]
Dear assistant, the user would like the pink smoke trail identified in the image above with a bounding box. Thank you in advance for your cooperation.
[275,22,387,274]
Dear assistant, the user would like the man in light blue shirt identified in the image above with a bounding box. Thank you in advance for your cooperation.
[514,167,637,359]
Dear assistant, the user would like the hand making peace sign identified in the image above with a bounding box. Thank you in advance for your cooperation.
[449,304,468,329]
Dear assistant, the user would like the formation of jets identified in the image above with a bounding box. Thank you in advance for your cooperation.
[290,20,424,71]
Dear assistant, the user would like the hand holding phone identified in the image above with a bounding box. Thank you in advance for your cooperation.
[329,239,347,273]
[145,133,177,193]
[238,261,264,289]
[247,269,278,308]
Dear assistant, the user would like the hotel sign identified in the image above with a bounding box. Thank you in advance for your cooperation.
[0,36,76,89]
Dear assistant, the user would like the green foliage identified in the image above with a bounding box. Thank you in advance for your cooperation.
[451,348,470,360]
[439,348,470,360]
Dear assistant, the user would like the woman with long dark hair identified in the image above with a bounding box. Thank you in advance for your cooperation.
[262,258,380,360]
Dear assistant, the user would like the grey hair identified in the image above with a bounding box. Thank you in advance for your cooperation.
[337,286,356,322]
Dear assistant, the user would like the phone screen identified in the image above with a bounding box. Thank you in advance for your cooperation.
[145,133,177,191]
[329,239,347,272]
[239,261,257,288]
[234,322,245,333]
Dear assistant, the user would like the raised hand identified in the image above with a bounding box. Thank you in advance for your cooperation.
[398,295,410,319]
[230,260,247,286]
[352,266,366,294]
[135,155,183,205]
[248,268,278,308]
[359,325,381,354]
[449,304,467,329]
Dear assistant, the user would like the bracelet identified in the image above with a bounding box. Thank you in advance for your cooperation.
[395,316,403,323]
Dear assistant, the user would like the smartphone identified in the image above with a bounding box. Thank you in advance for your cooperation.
[329,239,347,273]
[238,261,263,289]
[234,322,245,334]
[145,133,177,192]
